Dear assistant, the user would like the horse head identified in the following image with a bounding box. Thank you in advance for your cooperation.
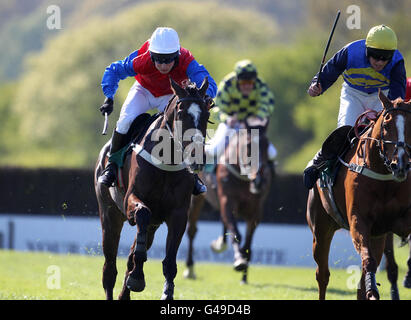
[377,90,411,181]
[166,77,210,172]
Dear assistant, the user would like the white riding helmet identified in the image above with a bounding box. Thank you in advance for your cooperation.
[148,27,180,54]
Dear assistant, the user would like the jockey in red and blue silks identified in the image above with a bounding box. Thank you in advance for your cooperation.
[98,27,217,193]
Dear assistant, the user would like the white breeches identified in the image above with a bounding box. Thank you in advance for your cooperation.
[337,82,388,127]
[205,122,277,161]
[116,81,173,134]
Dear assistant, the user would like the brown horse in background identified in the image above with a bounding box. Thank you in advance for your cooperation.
[307,91,410,300]
[94,78,210,300]
[185,116,272,283]
[383,233,411,299]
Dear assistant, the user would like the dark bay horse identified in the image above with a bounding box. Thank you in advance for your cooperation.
[94,78,210,300]
[185,116,272,283]
[307,91,410,300]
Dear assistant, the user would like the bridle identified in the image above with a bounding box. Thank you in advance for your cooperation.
[164,95,208,146]
[378,107,411,172]
[339,105,410,182]
[163,94,209,172]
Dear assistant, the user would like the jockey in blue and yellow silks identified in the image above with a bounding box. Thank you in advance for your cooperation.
[341,39,403,94]
[303,25,406,189]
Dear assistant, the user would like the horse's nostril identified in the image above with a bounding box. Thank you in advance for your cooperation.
[390,163,398,171]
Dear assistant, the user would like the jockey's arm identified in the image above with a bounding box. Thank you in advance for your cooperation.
[101,50,138,99]
[256,82,275,119]
[186,60,217,98]
[214,82,234,123]
[388,59,406,100]
[310,46,348,94]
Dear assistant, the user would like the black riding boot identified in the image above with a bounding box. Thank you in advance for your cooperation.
[303,150,327,189]
[192,174,207,195]
[303,125,353,190]
[98,130,128,187]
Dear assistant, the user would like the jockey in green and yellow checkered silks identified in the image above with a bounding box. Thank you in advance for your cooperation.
[212,71,275,124]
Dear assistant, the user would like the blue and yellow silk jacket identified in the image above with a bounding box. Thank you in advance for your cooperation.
[313,40,406,99]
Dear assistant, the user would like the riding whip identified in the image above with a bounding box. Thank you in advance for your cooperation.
[102,112,108,135]
[316,10,341,86]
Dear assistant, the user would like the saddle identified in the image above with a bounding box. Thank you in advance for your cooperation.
[319,123,372,230]
[119,112,162,166]
[112,112,161,188]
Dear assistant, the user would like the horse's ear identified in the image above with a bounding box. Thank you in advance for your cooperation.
[378,89,392,110]
[198,76,209,97]
[170,77,186,97]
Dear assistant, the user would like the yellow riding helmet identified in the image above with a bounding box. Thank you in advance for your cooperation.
[365,25,397,50]
[234,59,257,80]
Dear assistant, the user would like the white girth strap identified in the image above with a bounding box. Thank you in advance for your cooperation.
[338,156,406,182]
[132,143,188,172]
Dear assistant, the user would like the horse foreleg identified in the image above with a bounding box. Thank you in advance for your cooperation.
[220,195,244,271]
[125,195,151,293]
[210,224,228,253]
[384,232,399,300]
[240,218,259,284]
[350,215,382,300]
[184,195,205,279]
[162,209,188,300]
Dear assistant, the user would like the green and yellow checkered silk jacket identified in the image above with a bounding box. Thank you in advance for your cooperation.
[213,72,275,123]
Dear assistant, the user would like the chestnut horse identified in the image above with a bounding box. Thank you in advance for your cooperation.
[95,78,210,300]
[307,91,410,300]
[185,116,272,283]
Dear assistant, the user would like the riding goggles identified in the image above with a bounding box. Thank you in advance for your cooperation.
[238,79,256,86]
[150,51,179,64]
[366,47,394,61]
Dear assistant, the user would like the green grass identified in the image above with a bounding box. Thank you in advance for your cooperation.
[0,249,410,300]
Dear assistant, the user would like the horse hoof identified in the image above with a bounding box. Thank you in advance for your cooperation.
[183,267,196,280]
[161,293,174,300]
[233,258,248,271]
[210,236,227,253]
[403,275,411,289]
[366,290,379,300]
[161,282,174,300]
[126,275,145,292]
[390,285,400,300]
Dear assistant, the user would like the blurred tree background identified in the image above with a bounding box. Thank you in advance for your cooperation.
[0,0,409,172]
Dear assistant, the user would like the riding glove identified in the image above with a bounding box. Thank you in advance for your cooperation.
[100,97,114,116]
[204,95,215,109]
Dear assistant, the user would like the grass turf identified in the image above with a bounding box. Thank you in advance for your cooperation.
[0,248,410,300]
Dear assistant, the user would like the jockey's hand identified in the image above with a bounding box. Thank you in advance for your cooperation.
[204,95,215,109]
[307,82,322,97]
[99,97,113,116]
